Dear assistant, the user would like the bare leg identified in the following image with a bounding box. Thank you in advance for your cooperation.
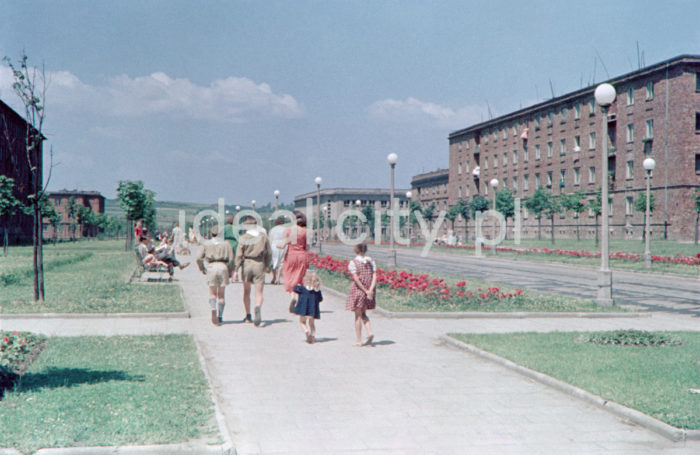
[362,311,373,337]
[299,315,308,333]
[308,318,316,339]
[254,282,264,309]
[354,310,364,344]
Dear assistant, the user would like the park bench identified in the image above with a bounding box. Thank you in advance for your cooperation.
[134,246,173,282]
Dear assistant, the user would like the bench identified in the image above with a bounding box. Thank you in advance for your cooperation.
[134,247,173,282]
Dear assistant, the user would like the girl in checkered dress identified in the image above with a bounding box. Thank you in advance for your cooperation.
[346,243,376,346]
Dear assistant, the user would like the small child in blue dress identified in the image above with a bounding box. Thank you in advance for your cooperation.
[293,271,323,344]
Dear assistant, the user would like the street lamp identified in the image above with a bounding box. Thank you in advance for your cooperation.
[643,157,656,268]
[315,177,322,254]
[490,178,499,254]
[235,205,240,211]
[594,82,616,306]
[387,153,398,267]
[251,200,256,210]
[274,190,280,211]
[406,191,412,244]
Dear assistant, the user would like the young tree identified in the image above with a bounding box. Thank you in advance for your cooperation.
[634,192,655,242]
[454,199,470,243]
[66,197,80,241]
[446,204,460,234]
[116,180,157,250]
[560,191,586,241]
[361,205,375,240]
[545,194,561,244]
[0,175,22,255]
[468,194,489,218]
[495,189,515,239]
[422,203,436,231]
[588,189,611,246]
[4,54,50,301]
[37,194,61,245]
[524,187,552,241]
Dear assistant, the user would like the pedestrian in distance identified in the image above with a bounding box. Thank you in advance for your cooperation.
[292,271,323,344]
[346,243,376,346]
[234,216,272,326]
[196,225,235,326]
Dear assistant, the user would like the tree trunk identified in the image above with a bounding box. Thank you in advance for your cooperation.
[550,215,555,245]
[641,211,646,243]
[2,221,7,256]
[695,214,699,245]
[537,217,542,240]
[595,215,600,246]
[576,215,580,241]
[34,202,44,301]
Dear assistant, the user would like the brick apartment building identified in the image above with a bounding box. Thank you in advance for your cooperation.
[44,190,106,240]
[446,54,700,241]
[0,99,43,245]
[410,169,449,212]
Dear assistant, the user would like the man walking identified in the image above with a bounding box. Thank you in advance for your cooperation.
[235,216,272,326]
[196,225,235,326]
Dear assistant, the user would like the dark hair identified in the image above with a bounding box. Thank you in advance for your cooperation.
[294,211,307,227]
[353,243,368,255]
[274,216,286,226]
[139,235,148,242]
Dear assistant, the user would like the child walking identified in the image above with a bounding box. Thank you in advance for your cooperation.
[293,271,323,344]
[346,243,376,346]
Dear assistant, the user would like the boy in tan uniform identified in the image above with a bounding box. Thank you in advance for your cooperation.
[196,225,235,326]
[235,216,272,326]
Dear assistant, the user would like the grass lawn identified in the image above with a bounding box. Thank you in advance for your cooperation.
[449,331,700,429]
[317,265,612,313]
[1,240,184,314]
[0,335,218,453]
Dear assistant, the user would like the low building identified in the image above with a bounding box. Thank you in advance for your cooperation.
[44,190,106,240]
[0,98,43,245]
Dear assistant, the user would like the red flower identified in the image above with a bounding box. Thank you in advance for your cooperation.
[456,281,466,287]
[3,336,9,344]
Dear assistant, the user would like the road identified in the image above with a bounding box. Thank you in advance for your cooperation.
[319,243,700,316]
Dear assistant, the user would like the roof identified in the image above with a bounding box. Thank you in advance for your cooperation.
[294,187,412,202]
[48,189,105,198]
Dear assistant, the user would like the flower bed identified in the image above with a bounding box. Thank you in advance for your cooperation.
[0,331,47,398]
[310,253,601,312]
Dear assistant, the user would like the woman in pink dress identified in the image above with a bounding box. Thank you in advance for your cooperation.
[281,212,309,309]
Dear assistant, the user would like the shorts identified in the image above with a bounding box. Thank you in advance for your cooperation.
[241,259,266,284]
[206,262,230,287]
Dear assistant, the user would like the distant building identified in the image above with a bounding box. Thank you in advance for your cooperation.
[44,190,105,240]
[446,54,700,241]
[0,98,43,245]
[410,168,450,211]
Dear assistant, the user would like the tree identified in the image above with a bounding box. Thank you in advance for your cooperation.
[469,195,489,218]
[454,199,470,243]
[116,180,157,250]
[4,53,50,301]
[495,189,515,239]
[560,191,586,240]
[588,189,611,246]
[422,203,436,231]
[634,192,656,242]
[524,187,552,240]
[545,194,561,244]
[39,195,62,245]
[361,205,375,239]
[446,205,460,234]
[66,197,80,241]
[0,175,22,255]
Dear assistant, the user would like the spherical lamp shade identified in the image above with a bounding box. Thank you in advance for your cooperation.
[406,191,412,199]
[594,83,616,107]
[274,190,280,197]
[387,153,398,165]
[643,157,656,171]
[490,178,499,188]
[315,176,322,185]
[356,199,361,206]
[251,200,256,205]
[235,205,240,210]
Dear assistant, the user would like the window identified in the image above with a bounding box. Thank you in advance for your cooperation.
[494,155,498,168]
[465,162,470,173]
[696,112,700,132]
[626,160,634,179]
[512,124,517,136]
[574,102,581,119]
[625,196,634,215]
[535,114,541,129]
[513,150,518,165]
[547,111,553,126]
[559,169,566,187]
[561,106,567,122]
[535,144,541,160]
[457,142,462,152]
[574,135,581,151]
[626,124,634,142]
[627,87,634,105]
[697,73,700,91]
[696,154,700,173]
[465,140,470,149]
[559,138,566,156]
[646,81,654,100]
[458,186,462,198]
[609,200,614,216]
[484,157,489,169]
[645,119,654,139]
[535,173,541,188]
[588,166,596,183]
[512,176,518,191]
[547,141,553,158]
[523,206,529,219]
[546,171,553,187]
[503,178,508,189]
[502,128,507,139]
[523,174,529,191]
[503,152,508,167]
[574,167,581,185]
[494,130,498,142]
[589,132,596,149]
[458,163,462,174]
[589,98,596,116]
[523,147,529,162]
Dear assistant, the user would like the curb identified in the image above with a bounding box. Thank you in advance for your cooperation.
[0,312,190,320]
[322,286,649,319]
[439,334,700,442]
[0,442,228,455]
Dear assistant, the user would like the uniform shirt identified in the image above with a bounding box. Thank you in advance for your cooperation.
[197,237,235,274]
[234,230,272,270]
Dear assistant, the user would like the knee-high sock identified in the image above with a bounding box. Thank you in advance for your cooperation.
[208,298,216,310]
[217,301,225,318]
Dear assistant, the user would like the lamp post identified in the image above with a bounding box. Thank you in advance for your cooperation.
[594,82,616,306]
[274,190,280,212]
[315,177,322,254]
[355,199,361,237]
[387,153,398,267]
[643,157,656,268]
[406,191,412,244]
[251,200,256,210]
[490,178,498,254]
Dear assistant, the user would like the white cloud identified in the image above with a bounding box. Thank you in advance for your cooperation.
[367,97,487,130]
[0,66,304,123]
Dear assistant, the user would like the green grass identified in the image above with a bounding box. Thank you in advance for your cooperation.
[449,331,700,429]
[1,241,184,314]
[0,335,218,453]
[317,266,612,313]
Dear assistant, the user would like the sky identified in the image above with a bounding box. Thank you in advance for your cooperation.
[1,0,698,206]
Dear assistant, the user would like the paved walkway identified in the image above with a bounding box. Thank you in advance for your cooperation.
[3,249,699,454]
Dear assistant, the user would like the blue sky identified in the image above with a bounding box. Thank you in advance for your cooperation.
[1,0,698,205]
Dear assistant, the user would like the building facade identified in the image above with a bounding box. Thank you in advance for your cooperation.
[447,54,700,241]
[44,190,106,240]
[0,99,43,245]
[410,169,450,211]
